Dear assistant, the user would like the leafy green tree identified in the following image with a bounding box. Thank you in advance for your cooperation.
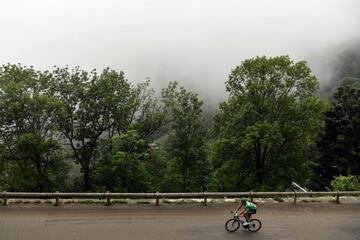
[323,77,360,100]
[315,86,360,188]
[0,144,8,191]
[52,67,164,191]
[339,77,360,89]
[161,82,210,192]
[0,64,68,191]
[93,132,167,192]
[212,56,325,191]
[52,67,129,191]
[110,130,151,192]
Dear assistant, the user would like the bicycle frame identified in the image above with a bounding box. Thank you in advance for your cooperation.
[231,212,250,228]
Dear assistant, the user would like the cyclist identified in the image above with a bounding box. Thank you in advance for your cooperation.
[234,198,257,226]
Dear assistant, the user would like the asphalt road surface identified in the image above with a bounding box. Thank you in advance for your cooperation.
[1,202,360,240]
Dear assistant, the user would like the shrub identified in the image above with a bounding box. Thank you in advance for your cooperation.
[330,175,360,191]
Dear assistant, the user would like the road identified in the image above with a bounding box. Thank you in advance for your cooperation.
[1,202,360,240]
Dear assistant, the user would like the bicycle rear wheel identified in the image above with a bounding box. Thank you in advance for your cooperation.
[247,218,262,232]
[225,219,240,232]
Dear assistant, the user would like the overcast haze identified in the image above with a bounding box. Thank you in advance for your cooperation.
[1,0,360,104]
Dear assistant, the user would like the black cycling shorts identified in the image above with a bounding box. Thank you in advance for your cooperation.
[246,209,256,214]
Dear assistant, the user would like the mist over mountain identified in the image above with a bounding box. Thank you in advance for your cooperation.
[1,0,360,106]
[321,42,360,88]
[306,40,360,99]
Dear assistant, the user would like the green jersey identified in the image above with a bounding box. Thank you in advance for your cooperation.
[245,201,257,210]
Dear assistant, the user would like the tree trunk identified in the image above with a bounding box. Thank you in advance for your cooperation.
[182,174,186,192]
[83,164,90,191]
[34,157,45,192]
[182,165,187,192]
[254,142,264,185]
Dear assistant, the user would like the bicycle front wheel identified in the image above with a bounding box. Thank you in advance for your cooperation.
[247,218,262,232]
[225,219,240,232]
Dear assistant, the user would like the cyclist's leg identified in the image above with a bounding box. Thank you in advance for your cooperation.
[244,210,250,222]
[246,209,256,221]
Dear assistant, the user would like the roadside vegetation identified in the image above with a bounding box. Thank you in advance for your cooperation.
[1,55,359,192]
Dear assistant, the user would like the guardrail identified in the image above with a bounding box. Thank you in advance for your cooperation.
[1,191,360,206]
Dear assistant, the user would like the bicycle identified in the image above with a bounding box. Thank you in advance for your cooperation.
[225,211,262,233]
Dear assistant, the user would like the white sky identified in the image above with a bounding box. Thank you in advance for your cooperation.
[1,0,360,103]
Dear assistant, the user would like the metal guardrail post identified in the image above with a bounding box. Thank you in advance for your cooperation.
[293,191,297,204]
[106,191,111,206]
[155,192,159,206]
[2,191,8,206]
[54,191,60,206]
[336,191,340,204]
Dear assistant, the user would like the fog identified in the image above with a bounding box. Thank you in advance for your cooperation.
[1,0,360,105]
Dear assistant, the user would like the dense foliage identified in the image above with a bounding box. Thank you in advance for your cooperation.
[211,56,325,191]
[314,85,360,189]
[0,65,67,191]
[161,82,210,192]
[0,56,359,192]
[330,175,360,191]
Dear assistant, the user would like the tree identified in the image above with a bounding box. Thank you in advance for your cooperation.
[94,130,154,192]
[52,67,164,191]
[212,56,325,191]
[339,77,360,89]
[315,86,360,188]
[0,64,68,191]
[0,143,8,191]
[161,82,210,192]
